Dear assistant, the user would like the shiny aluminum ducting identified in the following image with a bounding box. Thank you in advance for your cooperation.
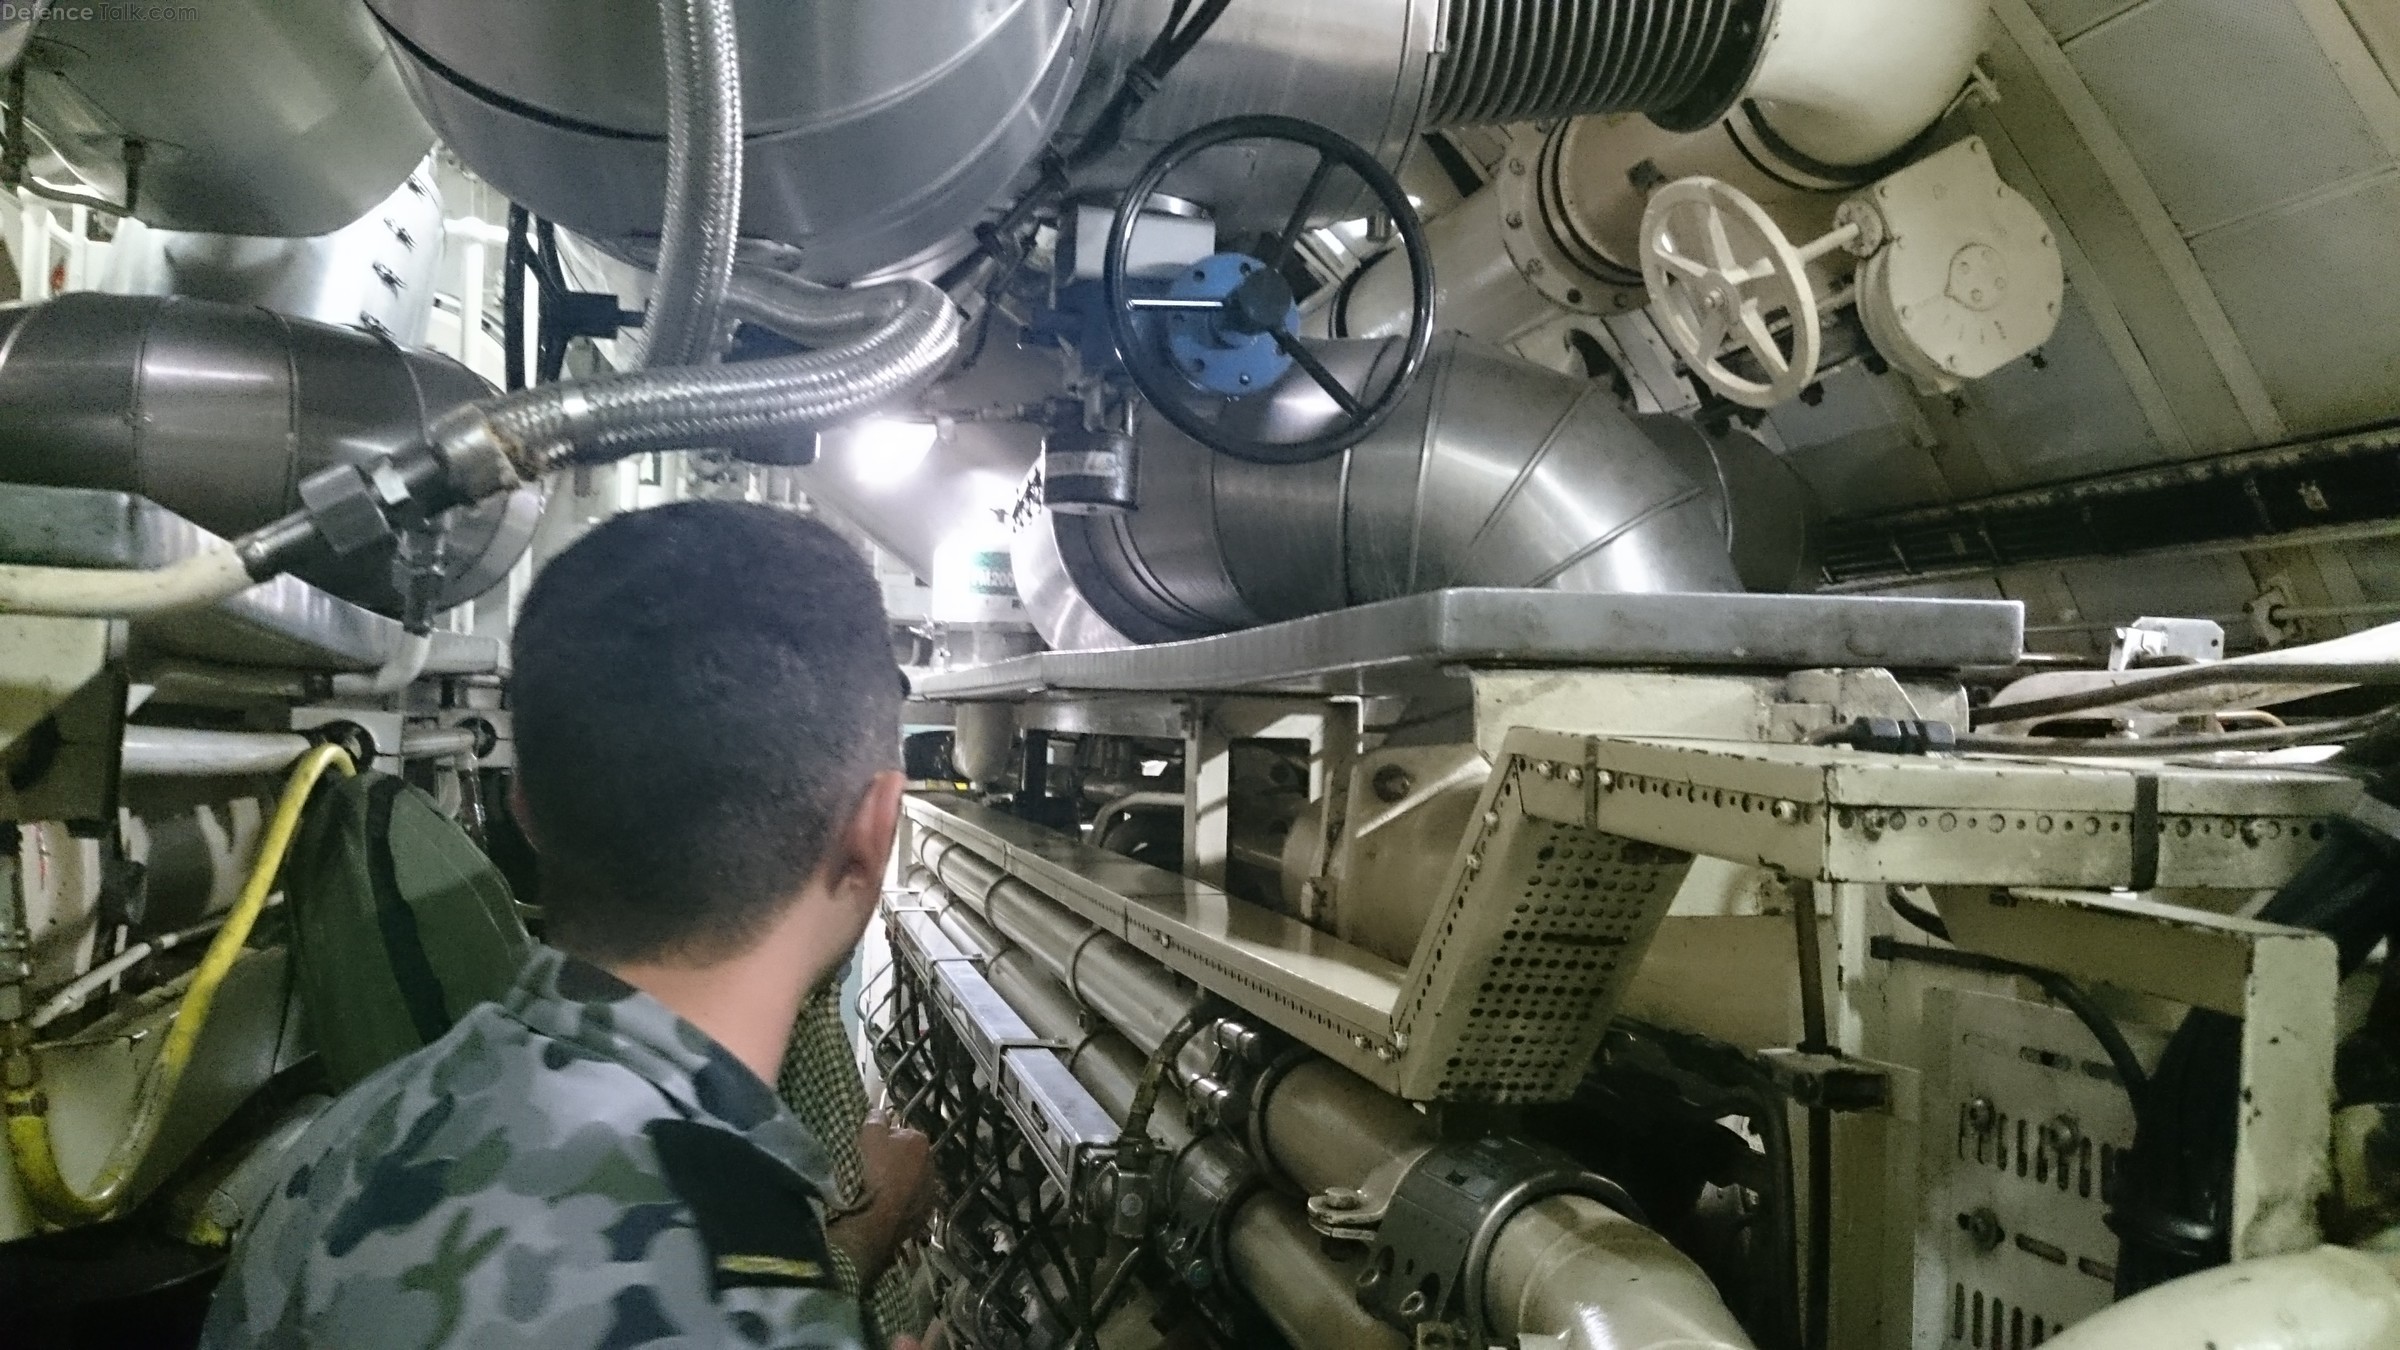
[1066,0,1770,225]
[363,0,1090,281]
[369,0,1776,282]
[0,292,537,616]
[1015,335,1813,648]
[9,0,433,237]
[100,162,448,348]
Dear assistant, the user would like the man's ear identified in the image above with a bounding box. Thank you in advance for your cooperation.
[509,776,540,851]
[831,770,907,905]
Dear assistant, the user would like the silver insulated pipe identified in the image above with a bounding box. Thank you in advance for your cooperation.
[0,292,539,617]
[364,0,1090,281]
[371,0,1774,281]
[1015,335,1814,647]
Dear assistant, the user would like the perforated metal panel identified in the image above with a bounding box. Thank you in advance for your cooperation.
[1391,751,1692,1102]
[1916,988,2165,1349]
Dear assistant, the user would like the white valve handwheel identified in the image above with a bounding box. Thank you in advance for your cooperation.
[1639,177,1823,409]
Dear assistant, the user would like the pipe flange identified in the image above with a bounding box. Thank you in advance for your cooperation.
[1495,126,1643,316]
[1242,1044,1318,1195]
[1459,1168,1642,1343]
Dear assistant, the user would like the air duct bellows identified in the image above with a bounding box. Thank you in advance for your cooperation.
[1426,0,1769,131]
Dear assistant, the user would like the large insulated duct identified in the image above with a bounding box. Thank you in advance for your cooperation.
[362,0,1089,281]
[907,826,1757,1350]
[9,0,433,237]
[1015,335,1812,648]
[1339,0,1986,338]
[100,161,448,348]
[375,0,1781,282]
[1057,0,1775,247]
[0,292,537,616]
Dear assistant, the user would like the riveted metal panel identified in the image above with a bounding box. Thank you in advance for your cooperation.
[1567,735,2358,889]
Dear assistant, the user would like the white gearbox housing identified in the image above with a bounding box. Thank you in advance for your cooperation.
[1849,136,2065,392]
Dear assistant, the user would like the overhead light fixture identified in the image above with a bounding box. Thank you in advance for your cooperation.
[848,417,938,486]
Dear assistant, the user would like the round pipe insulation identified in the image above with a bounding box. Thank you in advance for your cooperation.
[1739,0,1987,169]
[2032,1245,2400,1350]
[1018,335,1814,648]
[0,293,539,618]
[1487,1195,1762,1350]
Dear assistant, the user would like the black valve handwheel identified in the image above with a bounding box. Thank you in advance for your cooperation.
[1104,114,1437,465]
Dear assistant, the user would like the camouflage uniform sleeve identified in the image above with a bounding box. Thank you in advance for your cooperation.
[646,1117,870,1350]
[200,1021,872,1350]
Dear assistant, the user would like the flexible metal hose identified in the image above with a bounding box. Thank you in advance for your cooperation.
[428,278,962,480]
[726,267,917,341]
[641,0,744,368]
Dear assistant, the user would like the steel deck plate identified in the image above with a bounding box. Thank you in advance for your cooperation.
[915,588,2025,701]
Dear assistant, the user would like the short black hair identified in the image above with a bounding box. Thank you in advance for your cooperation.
[511,501,901,965]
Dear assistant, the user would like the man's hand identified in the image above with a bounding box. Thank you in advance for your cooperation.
[825,1110,934,1282]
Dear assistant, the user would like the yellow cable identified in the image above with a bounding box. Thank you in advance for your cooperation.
[4,743,354,1225]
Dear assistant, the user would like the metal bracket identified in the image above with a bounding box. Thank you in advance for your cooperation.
[1759,1047,1899,1114]
[888,901,1138,1212]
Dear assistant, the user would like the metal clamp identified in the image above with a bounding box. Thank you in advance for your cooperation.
[1162,1135,1257,1295]
[1240,1043,1315,1193]
[1353,1134,1641,1341]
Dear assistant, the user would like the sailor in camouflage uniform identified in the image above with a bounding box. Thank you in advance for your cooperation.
[203,949,865,1349]
[203,503,933,1350]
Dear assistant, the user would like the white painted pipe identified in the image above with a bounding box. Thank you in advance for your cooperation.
[1743,0,1988,167]
[0,549,252,617]
[2036,1245,2400,1350]
[329,628,434,698]
[1485,1193,1756,1350]
[397,726,479,760]
[30,916,230,1029]
[120,727,312,778]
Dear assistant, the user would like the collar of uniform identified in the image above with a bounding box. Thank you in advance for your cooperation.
[502,945,835,1192]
